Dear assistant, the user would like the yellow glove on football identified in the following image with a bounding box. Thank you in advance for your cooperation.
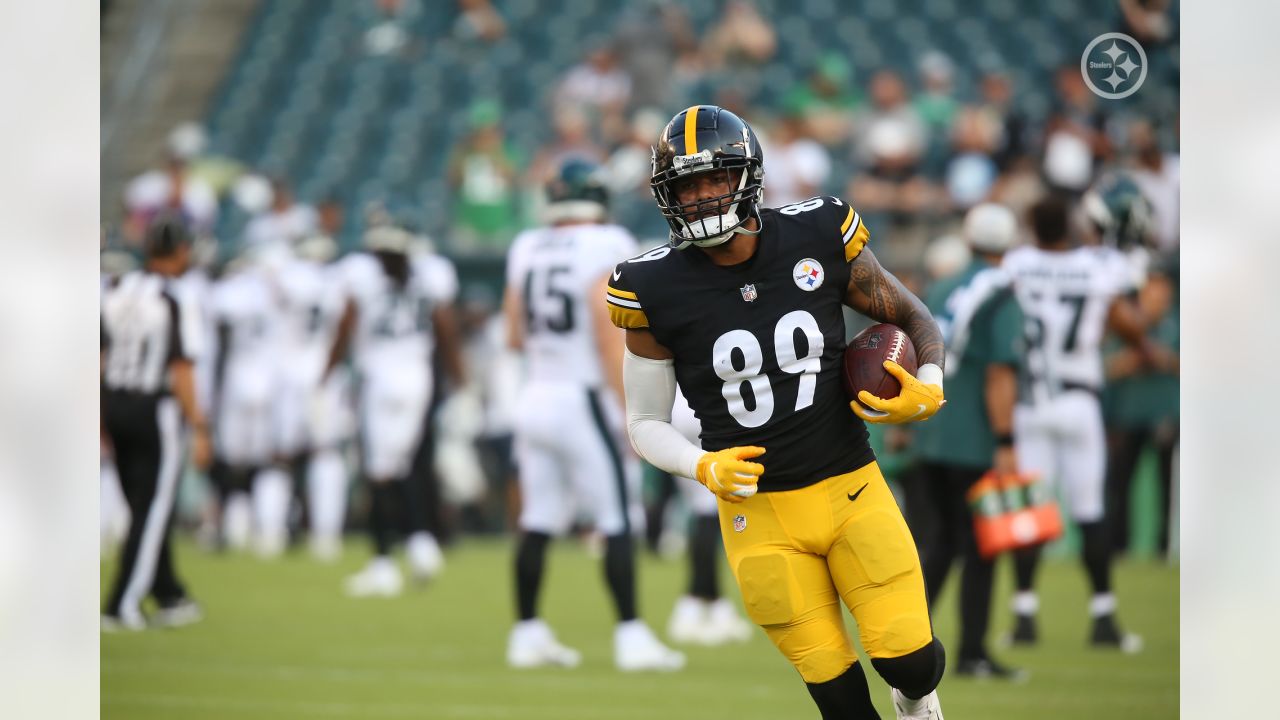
[695,446,765,503]
[851,361,945,424]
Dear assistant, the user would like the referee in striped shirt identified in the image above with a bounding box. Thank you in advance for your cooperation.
[101,217,211,630]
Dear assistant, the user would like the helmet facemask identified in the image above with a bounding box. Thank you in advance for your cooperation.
[652,155,763,249]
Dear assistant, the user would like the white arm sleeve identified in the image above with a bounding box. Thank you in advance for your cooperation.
[624,348,705,480]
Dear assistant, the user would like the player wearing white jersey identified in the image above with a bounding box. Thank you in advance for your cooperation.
[503,160,684,672]
[170,241,221,549]
[326,221,464,596]
[273,233,352,560]
[1002,195,1150,652]
[209,251,282,552]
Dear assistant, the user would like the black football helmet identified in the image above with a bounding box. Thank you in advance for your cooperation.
[545,157,609,223]
[650,105,764,249]
[143,213,192,259]
[1082,172,1154,250]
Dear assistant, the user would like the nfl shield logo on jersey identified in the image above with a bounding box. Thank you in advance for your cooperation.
[793,258,824,291]
[740,284,758,302]
[733,514,747,533]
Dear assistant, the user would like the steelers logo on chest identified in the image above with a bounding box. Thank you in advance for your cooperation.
[792,258,825,292]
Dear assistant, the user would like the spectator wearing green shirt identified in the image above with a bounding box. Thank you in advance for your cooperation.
[780,53,863,149]
[1103,259,1179,557]
[446,101,522,254]
[904,203,1024,680]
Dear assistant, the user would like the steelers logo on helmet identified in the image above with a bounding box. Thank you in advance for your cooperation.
[650,105,765,249]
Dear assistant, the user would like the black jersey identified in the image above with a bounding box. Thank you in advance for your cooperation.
[608,196,875,491]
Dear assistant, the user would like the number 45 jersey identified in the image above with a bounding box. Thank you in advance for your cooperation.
[608,196,875,491]
[506,223,639,386]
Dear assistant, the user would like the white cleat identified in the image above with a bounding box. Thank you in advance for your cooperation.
[704,598,753,645]
[253,530,287,559]
[667,596,709,645]
[309,535,342,563]
[101,613,146,633]
[153,599,204,628]
[507,619,582,669]
[1117,632,1145,654]
[222,495,253,551]
[406,532,445,581]
[615,620,686,672]
[668,597,752,646]
[891,688,944,720]
[344,557,404,598]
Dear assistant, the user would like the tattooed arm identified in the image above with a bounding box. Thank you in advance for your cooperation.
[842,247,947,423]
[843,247,945,369]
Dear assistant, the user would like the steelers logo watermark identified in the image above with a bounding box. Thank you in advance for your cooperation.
[1080,32,1147,100]
[793,258,825,291]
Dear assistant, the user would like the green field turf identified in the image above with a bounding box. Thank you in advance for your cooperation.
[102,538,1177,719]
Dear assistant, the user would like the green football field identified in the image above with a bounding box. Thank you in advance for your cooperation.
[102,538,1177,719]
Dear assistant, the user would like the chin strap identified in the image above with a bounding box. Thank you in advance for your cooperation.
[674,206,763,250]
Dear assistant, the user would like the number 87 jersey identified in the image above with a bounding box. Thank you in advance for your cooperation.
[607,195,876,491]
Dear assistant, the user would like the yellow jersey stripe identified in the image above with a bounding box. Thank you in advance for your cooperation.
[842,210,862,243]
[608,304,649,329]
[840,205,856,234]
[683,105,700,155]
[844,219,870,262]
[606,286,638,301]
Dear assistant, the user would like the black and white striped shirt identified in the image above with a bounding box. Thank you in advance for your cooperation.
[102,271,198,396]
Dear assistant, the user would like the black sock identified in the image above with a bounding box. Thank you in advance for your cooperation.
[604,533,637,622]
[368,481,401,557]
[514,531,551,621]
[223,464,255,499]
[1079,520,1112,595]
[209,458,230,504]
[958,544,995,659]
[288,453,309,540]
[1013,544,1041,596]
[645,470,676,553]
[408,425,449,543]
[689,515,720,600]
[806,662,880,720]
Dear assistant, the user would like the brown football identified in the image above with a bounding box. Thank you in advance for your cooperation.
[842,323,918,410]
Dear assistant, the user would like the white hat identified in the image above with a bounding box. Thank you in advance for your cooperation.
[168,122,207,160]
[924,234,972,281]
[963,202,1017,254]
[363,224,412,253]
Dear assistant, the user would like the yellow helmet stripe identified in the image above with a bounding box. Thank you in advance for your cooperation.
[683,105,700,155]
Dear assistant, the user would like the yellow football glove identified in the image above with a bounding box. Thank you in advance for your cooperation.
[695,446,766,503]
[851,360,945,424]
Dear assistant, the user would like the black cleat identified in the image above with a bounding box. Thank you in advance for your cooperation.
[955,655,1029,682]
[1007,613,1038,646]
[1090,614,1143,653]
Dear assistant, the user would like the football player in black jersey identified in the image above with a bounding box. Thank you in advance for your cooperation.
[608,106,947,720]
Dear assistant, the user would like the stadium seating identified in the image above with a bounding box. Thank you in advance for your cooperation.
[203,0,1178,250]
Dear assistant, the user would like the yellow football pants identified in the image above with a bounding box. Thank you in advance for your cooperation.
[718,461,932,684]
